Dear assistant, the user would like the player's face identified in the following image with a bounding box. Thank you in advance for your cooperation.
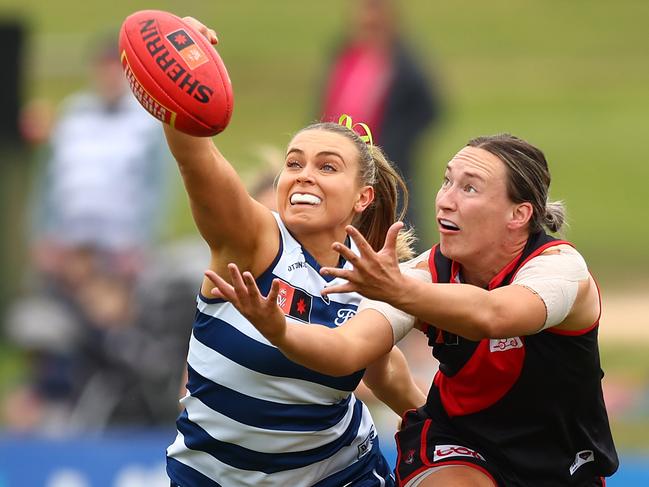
[435,146,516,264]
[277,129,373,238]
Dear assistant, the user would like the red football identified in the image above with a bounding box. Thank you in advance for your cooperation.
[119,10,233,136]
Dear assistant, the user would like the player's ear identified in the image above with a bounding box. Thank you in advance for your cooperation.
[508,201,533,230]
[354,185,374,213]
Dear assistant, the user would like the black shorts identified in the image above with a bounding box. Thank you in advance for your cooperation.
[394,407,607,487]
[395,407,502,486]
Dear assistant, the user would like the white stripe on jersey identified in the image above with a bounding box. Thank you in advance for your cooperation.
[168,212,378,485]
[271,213,362,305]
[187,333,348,405]
[181,394,357,453]
[167,401,377,487]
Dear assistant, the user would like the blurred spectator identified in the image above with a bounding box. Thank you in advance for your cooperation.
[2,32,178,433]
[318,0,442,238]
[30,34,170,278]
[248,144,284,211]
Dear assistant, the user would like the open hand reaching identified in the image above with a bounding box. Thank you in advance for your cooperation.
[321,222,407,304]
[205,264,287,344]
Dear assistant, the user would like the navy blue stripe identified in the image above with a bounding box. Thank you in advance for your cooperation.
[309,295,358,330]
[198,228,285,305]
[166,456,222,487]
[193,311,364,391]
[312,436,393,486]
[186,365,350,431]
[176,398,365,473]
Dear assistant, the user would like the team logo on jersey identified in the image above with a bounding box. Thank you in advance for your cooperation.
[404,448,416,465]
[489,337,523,352]
[334,308,356,326]
[276,280,313,323]
[166,29,209,69]
[433,444,485,462]
[569,450,594,475]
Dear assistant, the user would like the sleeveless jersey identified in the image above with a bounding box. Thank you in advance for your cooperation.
[423,232,618,485]
[166,213,387,487]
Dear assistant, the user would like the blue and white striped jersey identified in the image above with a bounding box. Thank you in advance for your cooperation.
[167,213,390,486]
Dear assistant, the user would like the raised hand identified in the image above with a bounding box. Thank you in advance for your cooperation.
[320,222,407,304]
[181,16,219,44]
[204,264,287,344]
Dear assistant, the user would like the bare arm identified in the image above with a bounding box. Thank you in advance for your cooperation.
[205,266,395,376]
[158,18,277,276]
[362,347,426,416]
[163,110,275,264]
[391,279,547,340]
[321,223,549,340]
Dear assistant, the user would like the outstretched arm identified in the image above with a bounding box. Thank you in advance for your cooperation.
[363,347,426,416]
[205,265,395,376]
[159,18,276,274]
[321,223,548,340]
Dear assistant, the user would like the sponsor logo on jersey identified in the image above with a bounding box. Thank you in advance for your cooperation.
[357,426,376,459]
[433,444,485,462]
[569,450,594,475]
[287,261,307,272]
[489,337,523,352]
[165,29,209,69]
[334,308,356,326]
[276,280,312,323]
[138,19,214,103]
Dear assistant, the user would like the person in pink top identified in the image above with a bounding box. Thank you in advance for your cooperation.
[319,0,441,239]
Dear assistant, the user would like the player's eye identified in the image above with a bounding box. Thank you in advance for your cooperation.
[286,159,302,169]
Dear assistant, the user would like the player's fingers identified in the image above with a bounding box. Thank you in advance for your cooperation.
[321,282,355,297]
[383,221,404,253]
[266,279,279,303]
[331,242,362,267]
[227,263,250,300]
[345,225,373,257]
[182,16,206,33]
[204,270,235,301]
[242,271,263,303]
[204,269,220,287]
[181,16,217,43]
[319,267,351,280]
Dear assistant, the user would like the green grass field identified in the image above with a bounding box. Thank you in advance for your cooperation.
[2,0,648,280]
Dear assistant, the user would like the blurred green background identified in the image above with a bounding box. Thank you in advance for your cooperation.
[1,0,648,457]
[2,0,648,276]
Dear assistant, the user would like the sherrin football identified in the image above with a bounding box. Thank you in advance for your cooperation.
[119,10,233,136]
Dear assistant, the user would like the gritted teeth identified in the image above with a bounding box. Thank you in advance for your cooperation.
[290,193,322,205]
[439,218,460,230]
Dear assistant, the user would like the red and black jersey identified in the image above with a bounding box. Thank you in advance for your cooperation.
[421,231,618,485]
